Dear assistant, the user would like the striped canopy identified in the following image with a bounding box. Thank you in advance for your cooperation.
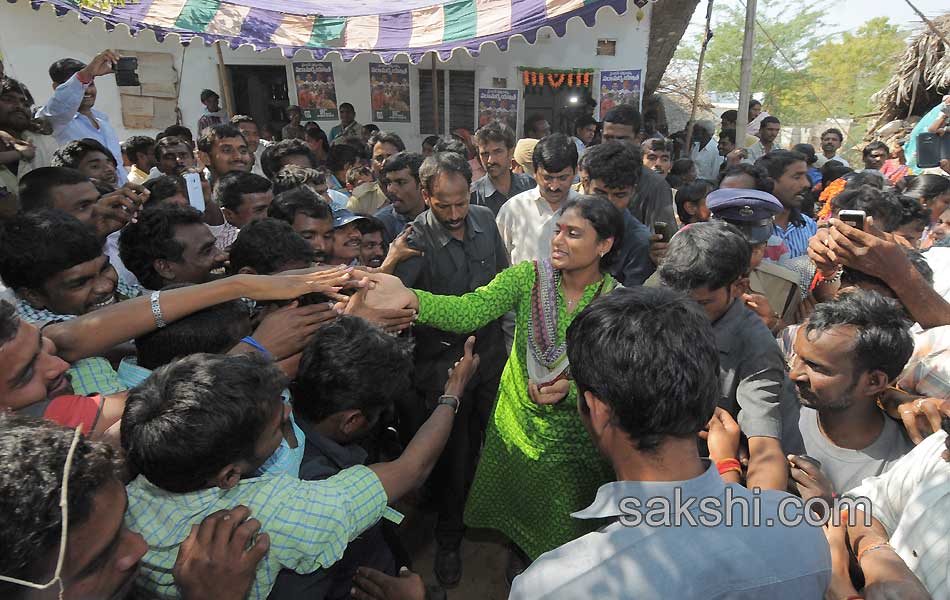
[18,0,642,62]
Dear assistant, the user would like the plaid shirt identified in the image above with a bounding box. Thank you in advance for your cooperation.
[67,357,126,395]
[780,324,950,400]
[126,465,387,600]
[15,279,142,326]
[15,281,141,396]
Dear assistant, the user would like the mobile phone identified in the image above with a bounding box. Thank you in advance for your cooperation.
[654,221,677,243]
[794,454,822,470]
[183,172,205,212]
[114,56,140,87]
[838,209,866,231]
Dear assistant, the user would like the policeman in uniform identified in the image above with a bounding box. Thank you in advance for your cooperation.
[706,188,802,332]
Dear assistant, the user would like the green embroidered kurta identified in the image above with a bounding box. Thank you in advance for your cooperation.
[414,260,616,559]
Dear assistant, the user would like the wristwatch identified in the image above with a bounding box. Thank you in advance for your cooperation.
[437,394,460,414]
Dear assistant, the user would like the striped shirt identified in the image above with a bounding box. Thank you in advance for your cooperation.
[773,214,817,259]
[848,430,950,599]
[126,465,387,600]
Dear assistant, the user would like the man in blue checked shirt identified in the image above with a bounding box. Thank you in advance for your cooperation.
[37,50,128,185]
[755,150,818,259]
[123,342,479,600]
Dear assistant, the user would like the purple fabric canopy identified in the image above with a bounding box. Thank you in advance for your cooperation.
[14,0,643,62]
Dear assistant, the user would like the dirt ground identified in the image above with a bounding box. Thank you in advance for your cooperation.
[398,503,513,599]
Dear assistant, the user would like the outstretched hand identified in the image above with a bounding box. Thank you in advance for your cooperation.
[342,279,417,333]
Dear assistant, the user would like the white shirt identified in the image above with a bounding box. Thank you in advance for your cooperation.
[690,138,723,181]
[103,231,140,287]
[815,153,850,168]
[849,430,950,600]
[495,187,578,265]
[743,140,782,164]
[252,144,266,177]
[927,248,950,302]
[36,73,128,185]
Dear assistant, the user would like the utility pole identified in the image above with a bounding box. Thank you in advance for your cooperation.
[735,0,757,148]
[684,0,715,155]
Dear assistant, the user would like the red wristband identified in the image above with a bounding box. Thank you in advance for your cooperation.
[716,458,741,474]
[76,70,92,85]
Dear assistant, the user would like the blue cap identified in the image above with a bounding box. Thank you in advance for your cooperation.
[332,208,367,229]
[706,188,782,244]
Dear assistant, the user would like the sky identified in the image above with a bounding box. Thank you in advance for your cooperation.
[686,0,949,37]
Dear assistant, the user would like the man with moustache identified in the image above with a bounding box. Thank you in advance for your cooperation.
[0,77,59,181]
[394,151,508,586]
[756,150,817,258]
[327,208,367,266]
[470,122,535,215]
[787,291,915,503]
[38,50,128,184]
[815,128,849,168]
[269,187,336,264]
[0,414,271,600]
[496,133,578,265]
[374,151,425,244]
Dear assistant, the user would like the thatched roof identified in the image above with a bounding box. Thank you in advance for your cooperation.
[871,13,950,131]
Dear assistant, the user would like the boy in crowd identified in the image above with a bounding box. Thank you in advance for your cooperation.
[346,164,374,193]
[579,141,654,286]
[120,205,228,292]
[210,171,273,249]
[0,209,139,395]
[122,334,479,599]
[659,221,798,489]
[269,187,336,263]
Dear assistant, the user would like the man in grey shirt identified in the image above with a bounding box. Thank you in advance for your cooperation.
[470,122,536,215]
[788,291,915,497]
[659,222,798,491]
[510,287,830,599]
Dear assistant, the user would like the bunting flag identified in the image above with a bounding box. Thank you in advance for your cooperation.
[13,0,636,62]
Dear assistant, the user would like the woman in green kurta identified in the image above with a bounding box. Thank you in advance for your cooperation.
[400,196,625,562]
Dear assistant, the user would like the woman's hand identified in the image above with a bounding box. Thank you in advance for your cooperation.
[358,272,420,311]
[528,378,570,405]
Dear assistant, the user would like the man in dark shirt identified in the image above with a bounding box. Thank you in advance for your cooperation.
[470,122,536,215]
[395,151,509,587]
[600,105,676,230]
[373,151,425,244]
[579,141,654,285]
[269,317,410,600]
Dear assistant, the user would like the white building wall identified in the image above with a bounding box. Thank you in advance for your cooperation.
[0,0,651,151]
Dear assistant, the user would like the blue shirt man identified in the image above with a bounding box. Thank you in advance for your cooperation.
[37,52,128,184]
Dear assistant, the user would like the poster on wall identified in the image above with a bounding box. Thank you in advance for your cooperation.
[369,64,411,122]
[292,62,338,121]
[477,89,519,133]
[598,69,641,119]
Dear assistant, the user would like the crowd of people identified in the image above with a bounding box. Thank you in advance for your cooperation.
[1,48,950,600]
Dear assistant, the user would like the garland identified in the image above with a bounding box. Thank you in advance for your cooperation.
[519,67,593,89]
[817,177,847,221]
